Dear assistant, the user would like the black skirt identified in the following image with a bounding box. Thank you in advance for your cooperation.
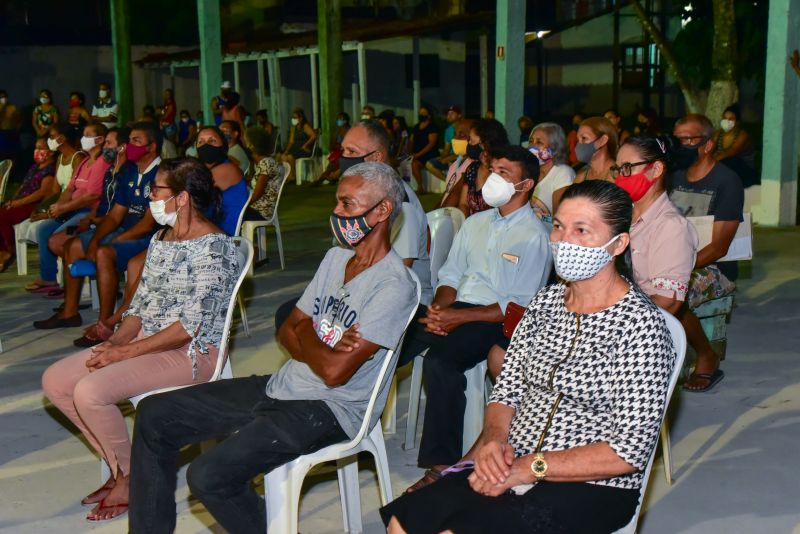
[380,470,640,534]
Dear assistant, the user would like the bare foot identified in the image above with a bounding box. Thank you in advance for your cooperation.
[87,474,129,521]
[81,475,116,505]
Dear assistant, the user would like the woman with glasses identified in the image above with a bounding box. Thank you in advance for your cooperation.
[613,134,698,317]
[42,158,240,522]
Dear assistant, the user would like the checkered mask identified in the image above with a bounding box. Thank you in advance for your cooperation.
[549,235,620,282]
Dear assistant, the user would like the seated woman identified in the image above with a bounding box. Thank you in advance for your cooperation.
[615,134,698,316]
[457,118,510,217]
[41,158,240,522]
[278,108,317,183]
[573,116,618,183]
[0,138,59,271]
[382,180,676,534]
[194,125,248,235]
[243,125,283,221]
[439,118,474,209]
[712,103,758,187]
[527,122,575,222]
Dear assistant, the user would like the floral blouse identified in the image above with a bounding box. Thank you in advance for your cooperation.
[18,163,55,198]
[249,157,283,220]
[463,161,490,216]
[490,283,675,490]
[124,232,240,377]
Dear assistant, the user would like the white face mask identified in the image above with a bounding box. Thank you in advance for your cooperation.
[99,89,109,99]
[80,136,99,151]
[291,118,300,126]
[0,97,7,105]
[40,97,50,104]
[720,119,735,133]
[149,195,179,227]
[360,114,371,120]
[550,235,620,282]
[47,138,62,151]
[481,172,527,208]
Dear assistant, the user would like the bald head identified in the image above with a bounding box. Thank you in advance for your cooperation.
[341,121,391,163]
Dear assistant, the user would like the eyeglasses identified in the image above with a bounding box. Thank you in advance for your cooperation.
[674,135,708,146]
[610,161,653,178]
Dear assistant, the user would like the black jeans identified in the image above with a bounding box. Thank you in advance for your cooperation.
[398,302,505,466]
[128,375,348,534]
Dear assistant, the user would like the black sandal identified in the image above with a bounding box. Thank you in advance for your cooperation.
[404,468,443,494]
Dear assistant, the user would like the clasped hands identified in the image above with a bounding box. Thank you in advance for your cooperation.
[468,439,534,497]
[419,303,464,336]
[85,340,130,372]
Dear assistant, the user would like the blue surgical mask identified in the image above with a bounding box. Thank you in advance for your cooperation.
[336,119,346,127]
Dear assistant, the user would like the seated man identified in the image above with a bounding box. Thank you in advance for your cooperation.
[400,145,552,491]
[273,119,433,329]
[32,122,161,334]
[128,162,418,534]
[669,113,743,392]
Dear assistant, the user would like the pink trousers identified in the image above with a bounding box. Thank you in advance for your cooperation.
[41,335,218,478]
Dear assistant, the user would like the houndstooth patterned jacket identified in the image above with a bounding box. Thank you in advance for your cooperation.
[490,282,675,489]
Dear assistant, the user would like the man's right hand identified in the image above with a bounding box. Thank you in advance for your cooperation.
[76,217,92,233]
[85,241,99,261]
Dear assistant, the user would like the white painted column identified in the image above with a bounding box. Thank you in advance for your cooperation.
[233,60,241,93]
[479,33,489,116]
[412,37,421,119]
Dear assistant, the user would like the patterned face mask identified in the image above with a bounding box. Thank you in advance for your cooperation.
[550,235,620,282]
[329,201,382,248]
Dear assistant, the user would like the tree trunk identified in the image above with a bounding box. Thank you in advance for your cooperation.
[705,0,740,122]
[630,0,702,113]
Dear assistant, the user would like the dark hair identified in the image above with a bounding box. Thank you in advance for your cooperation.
[129,121,163,154]
[674,113,714,139]
[292,108,307,124]
[245,125,271,155]
[358,119,392,156]
[70,91,86,105]
[377,109,395,124]
[198,125,226,146]
[108,126,130,145]
[337,111,351,124]
[38,89,54,101]
[622,134,677,172]
[85,122,109,137]
[560,180,633,279]
[158,157,221,221]
[220,119,242,137]
[179,109,191,118]
[394,116,408,132]
[255,109,268,120]
[473,118,510,154]
[491,144,540,186]
[638,108,659,133]
[49,122,78,144]
[723,103,741,119]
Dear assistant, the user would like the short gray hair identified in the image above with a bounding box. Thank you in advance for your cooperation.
[342,161,405,224]
[531,122,568,165]
[674,113,715,140]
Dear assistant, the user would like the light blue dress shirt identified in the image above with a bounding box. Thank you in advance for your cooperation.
[436,204,552,313]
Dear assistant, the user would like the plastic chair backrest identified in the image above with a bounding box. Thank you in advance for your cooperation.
[0,160,12,203]
[426,208,465,288]
[270,130,282,156]
[233,188,254,236]
[266,162,291,225]
[337,269,421,449]
[615,309,687,534]
[211,237,254,381]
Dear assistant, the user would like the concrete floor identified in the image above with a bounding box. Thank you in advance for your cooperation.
[0,184,798,533]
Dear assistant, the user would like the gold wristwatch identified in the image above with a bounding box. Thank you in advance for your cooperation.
[530,452,548,480]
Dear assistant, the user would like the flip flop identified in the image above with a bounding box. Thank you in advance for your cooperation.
[81,479,115,505]
[25,282,59,293]
[86,498,129,521]
[683,369,725,393]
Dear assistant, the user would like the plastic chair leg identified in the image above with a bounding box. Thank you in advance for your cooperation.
[403,353,425,450]
[273,219,285,270]
[661,418,673,485]
[366,425,394,505]
[15,233,27,275]
[265,464,297,534]
[462,361,487,456]
[382,376,397,434]
[336,457,363,534]
[243,225,256,276]
[90,279,100,311]
[237,292,250,337]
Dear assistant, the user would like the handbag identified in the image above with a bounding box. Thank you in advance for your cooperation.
[503,302,526,338]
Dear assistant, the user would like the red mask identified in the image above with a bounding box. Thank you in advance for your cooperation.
[69,98,80,108]
[33,149,51,163]
[125,143,150,162]
[615,163,656,202]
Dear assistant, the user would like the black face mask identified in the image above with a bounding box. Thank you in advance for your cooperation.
[418,114,429,123]
[673,144,700,170]
[338,150,377,175]
[197,143,227,165]
[466,143,482,161]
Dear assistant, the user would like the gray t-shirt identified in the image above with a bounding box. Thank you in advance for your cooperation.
[265,247,418,439]
[391,181,433,304]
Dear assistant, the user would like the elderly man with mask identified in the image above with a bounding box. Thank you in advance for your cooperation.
[400,145,552,493]
[669,113,743,393]
[273,120,433,331]
[128,162,418,534]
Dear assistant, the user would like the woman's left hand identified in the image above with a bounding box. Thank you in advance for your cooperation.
[86,342,133,371]
[468,458,535,497]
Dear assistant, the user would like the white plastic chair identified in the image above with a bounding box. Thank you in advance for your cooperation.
[295,137,322,185]
[240,162,290,273]
[402,207,466,450]
[614,309,687,534]
[99,237,254,481]
[0,160,12,203]
[264,271,422,534]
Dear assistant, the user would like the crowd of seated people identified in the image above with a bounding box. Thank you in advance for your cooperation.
[0,89,757,533]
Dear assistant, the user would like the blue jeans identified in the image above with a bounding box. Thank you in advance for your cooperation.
[78,229,152,271]
[128,375,347,534]
[35,209,90,281]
